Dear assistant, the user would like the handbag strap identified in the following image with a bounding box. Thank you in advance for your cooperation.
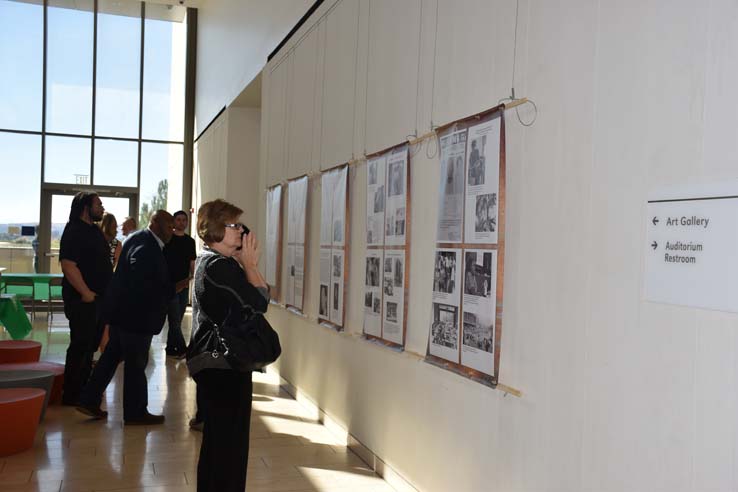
[198,256,259,330]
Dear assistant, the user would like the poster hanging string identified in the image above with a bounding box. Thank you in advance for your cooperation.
[268,98,532,191]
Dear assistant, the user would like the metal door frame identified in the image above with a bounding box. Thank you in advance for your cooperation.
[38,184,138,273]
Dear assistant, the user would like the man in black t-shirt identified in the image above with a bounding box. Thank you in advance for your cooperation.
[163,210,197,357]
[59,192,113,405]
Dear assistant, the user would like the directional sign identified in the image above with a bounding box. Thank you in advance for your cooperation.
[644,184,738,312]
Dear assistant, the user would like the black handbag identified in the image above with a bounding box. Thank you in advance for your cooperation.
[187,258,281,372]
[204,304,281,372]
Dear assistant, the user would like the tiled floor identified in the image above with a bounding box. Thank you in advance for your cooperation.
[0,312,395,492]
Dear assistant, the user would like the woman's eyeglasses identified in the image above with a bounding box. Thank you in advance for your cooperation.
[224,223,245,230]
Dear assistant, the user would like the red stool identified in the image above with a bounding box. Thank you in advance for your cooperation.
[0,340,42,363]
[0,362,64,404]
[0,387,45,456]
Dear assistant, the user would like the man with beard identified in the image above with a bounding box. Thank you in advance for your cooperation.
[77,211,175,424]
[59,192,113,405]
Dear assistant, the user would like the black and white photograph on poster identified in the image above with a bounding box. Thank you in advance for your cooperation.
[330,250,344,326]
[394,258,403,287]
[331,167,347,247]
[462,312,494,353]
[320,285,329,317]
[363,250,383,337]
[265,186,282,287]
[374,187,385,213]
[433,251,457,294]
[366,256,380,287]
[465,117,500,244]
[463,251,493,298]
[382,249,405,345]
[366,155,386,246]
[467,138,485,186]
[436,130,467,242]
[289,177,308,245]
[383,276,394,296]
[368,160,378,185]
[474,193,496,233]
[319,249,331,319]
[429,302,460,363]
[461,249,497,375]
[461,310,495,375]
[393,208,405,236]
[385,145,408,246]
[388,161,404,197]
[333,219,343,244]
[332,253,342,278]
[386,302,398,323]
[320,172,334,247]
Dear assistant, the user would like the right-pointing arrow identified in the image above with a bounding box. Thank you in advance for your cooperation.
[651,241,658,250]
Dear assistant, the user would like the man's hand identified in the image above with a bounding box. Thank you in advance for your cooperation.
[175,278,190,293]
[81,290,97,303]
[99,325,110,352]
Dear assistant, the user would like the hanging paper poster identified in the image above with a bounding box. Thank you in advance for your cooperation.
[465,118,500,244]
[429,248,462,362]
[366,155,387,246]
[436,130,467,242]
[385,145,408,246]
[460,249,497,375]
[382,249,405,345]
[265,185,282,288]
[363,250,383,337]
[318,166,348,326]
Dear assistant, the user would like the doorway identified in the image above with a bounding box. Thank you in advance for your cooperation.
[37,188,138,274]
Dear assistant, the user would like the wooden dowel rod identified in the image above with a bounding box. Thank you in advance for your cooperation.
[503,97,528,110]
[496,383,522,397]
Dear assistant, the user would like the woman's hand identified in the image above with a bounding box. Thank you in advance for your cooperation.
[237,232,261,270]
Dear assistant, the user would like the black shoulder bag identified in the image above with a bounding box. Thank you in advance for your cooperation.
[189,261,281,372]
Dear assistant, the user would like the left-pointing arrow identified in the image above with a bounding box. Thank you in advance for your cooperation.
[652,216,659,225]
[651,241,658,250]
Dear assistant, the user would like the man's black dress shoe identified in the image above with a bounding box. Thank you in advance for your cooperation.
[125,411,165,425]
[75,403,108,419]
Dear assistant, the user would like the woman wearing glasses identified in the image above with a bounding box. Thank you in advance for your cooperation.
[187,199,269,491]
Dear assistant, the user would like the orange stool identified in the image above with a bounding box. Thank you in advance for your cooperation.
[0,387,45,456]
[0,340,42,363]
[0,362,64,404]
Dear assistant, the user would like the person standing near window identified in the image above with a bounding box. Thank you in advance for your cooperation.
[59,192,112,406]
[163,210,196,358]
[99,212,122,269]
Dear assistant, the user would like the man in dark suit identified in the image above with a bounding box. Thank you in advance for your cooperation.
[77,210,175,425]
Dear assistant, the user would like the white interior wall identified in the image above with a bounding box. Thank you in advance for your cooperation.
[196,0,738,491]
[193,106,260,235]
[195,0,312,135]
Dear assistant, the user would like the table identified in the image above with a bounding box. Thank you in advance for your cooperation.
[0,295,33,340]
[0,273,63,301]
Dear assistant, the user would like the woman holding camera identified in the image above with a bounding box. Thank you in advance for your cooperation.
[187,199,269,491]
